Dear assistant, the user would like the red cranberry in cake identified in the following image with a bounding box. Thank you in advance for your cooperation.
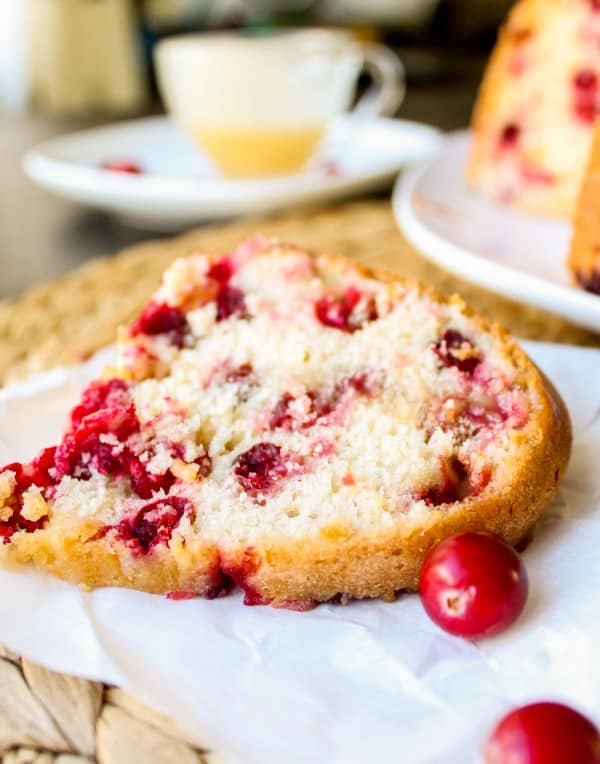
[268,393,299,430]
[70,379,131,428]
[419,531,529,638]
[215,286,248,321]
[207,257,234,284]
[423,457,472,506]
[0,456,55,542]
[576,269,600,294]
[315,286,377,332]
[220,548,270,607]
[573,69,599,123]
[206,256,248,321]
[28,447,58,488]
[55,401,140,479]
[111,496,193,555]
[433,330,481,374]
[234,443,295,500]
[268,373,375,432]
[225,363,254,384]
[499,123,520,150]
[130,301,189,348]
[127,455,175,499]
[0,237,570,608]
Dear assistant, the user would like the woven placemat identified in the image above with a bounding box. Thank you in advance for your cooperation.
[0,199,598,763]
[1,199,598,388]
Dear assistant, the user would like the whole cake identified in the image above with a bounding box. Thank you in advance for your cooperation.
[468,0,600,217]
[569,119,600,293]
[0,237,571,608]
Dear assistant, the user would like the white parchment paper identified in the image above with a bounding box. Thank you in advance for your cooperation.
[0,341,598,764]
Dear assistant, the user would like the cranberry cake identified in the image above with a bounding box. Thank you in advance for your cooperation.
[569,120,600,293]
[468,0,600,217]
[0,237,571,608]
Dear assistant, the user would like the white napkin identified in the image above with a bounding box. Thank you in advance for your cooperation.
[0,341,598,764]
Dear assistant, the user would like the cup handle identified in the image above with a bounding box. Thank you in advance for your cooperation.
[352,43,406,118]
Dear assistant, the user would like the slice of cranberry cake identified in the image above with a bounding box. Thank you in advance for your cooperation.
[0,237,571,608]
[569,119,600,294]
[468,0,600,217]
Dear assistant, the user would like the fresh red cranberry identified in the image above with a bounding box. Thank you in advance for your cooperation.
[130,301,189,347]
[423,457,472,506]
[419,531,528,638]
[315,286,377,333]
[70,379,131,429]
[573,69,599,123]
[100,159,144,174]
[113,496,192,555]
[234,442,289,498]
[215,286,248,321]
[484,702,600,764]
[499,123,520,149]
[434,330,481,374]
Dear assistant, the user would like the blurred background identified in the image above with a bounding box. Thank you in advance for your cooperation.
[1,0,511,299]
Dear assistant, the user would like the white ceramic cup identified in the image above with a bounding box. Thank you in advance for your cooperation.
[154,28,405,177]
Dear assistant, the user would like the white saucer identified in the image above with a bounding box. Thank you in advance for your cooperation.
[24,115,441,231]
[393,131,600,333]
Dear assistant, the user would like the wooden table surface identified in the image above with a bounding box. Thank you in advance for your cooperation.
[1,198,598,389]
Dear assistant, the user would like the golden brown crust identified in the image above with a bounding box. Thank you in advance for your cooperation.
[568,122,600,289]
[0,248,572,606]
[221,257,573,605]
[3,526,223,595]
